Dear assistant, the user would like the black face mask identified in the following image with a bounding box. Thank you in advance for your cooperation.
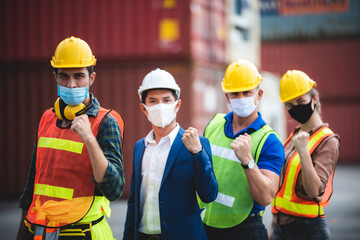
[288,99,315,124]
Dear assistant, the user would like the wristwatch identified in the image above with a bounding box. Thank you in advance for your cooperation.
[241,159,255,169]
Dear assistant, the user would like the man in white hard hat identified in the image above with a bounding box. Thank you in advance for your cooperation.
[123,68,218,240]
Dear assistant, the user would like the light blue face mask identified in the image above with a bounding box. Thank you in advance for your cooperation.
[57,85,89,106]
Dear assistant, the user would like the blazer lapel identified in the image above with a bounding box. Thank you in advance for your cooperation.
[160,127,184,187]
[134,139,146,193]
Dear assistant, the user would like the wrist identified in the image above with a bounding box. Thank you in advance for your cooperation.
[240,155,253,165]
[191,147,203,155]
[83,134,97,145]
[241,159,255,169]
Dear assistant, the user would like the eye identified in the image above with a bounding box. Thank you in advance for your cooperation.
[58,74,68,80]
[285,103,293,109]
[75,74,85,79]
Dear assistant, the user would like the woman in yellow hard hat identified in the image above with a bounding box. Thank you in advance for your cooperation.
[270,70,340,240]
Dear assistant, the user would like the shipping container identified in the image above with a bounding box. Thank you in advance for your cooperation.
[190,0,226,64]
[260,0,360,41]
[0,0,234,198]
[0,0,192,61]
[261,38,360,163]
[0,59,228,198]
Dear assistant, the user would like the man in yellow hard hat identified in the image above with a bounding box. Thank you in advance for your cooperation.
[198,59,285,239]
[16,36,125,240]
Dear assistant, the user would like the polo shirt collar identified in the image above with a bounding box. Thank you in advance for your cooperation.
[224,111,266,138]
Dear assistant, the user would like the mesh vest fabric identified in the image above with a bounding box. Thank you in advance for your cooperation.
[271,126,335,218]
[26,108,118,228]
[199,113,278,228]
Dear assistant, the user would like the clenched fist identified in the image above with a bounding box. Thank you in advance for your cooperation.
[70,114,94,143]
[230,133,253,164]
[182,127,203,154]
[292,131,309,155]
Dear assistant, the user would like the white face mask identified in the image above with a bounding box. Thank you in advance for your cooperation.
[144,101,178,128]
[229,92,258,118]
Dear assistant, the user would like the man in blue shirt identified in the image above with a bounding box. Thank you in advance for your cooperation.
[198,59,285,240]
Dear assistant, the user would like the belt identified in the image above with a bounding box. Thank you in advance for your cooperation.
[61,215,104,229]
[138,232,162,240]
[26,216,104,239]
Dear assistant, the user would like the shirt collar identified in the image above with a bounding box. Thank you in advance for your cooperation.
[224,111,266,138]
[86,93,99,117]
[145,123,180,147]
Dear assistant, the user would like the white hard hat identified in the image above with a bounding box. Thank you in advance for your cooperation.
[138,68,181,100]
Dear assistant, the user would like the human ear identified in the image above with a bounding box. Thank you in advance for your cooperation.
[140,103,148,116]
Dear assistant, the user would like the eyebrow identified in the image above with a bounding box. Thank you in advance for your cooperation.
[58,72,69,77]
[74,72,86,77]
[296,98,304,103]
[58,72,86,77]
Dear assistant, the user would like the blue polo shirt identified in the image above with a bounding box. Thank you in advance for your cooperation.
[224,111,285,213]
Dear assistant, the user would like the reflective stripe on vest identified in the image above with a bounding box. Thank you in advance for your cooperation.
[271,126,334,218]
[199,113,279,228]
[38,137,84,154]
[26,107,123,228]
[34,184,74,200]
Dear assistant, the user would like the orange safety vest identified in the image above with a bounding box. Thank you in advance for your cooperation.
[26,107,124,228]
[272,126,334,218]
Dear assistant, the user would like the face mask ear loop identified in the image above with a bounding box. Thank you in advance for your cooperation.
[173,100,179,114]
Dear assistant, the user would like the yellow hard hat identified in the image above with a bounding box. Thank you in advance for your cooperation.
[279,70,317,102]
[221,59,263,92]
[50,36,96,68]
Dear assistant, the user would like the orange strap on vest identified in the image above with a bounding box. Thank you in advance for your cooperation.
[106,109,125,146]
[272,126,334,218]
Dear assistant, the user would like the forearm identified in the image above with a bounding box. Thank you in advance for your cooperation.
[245,167,277,206]
[93,115,125,200]
[192,150,218,203]
[84,135,109,183]
[299,151,321,198]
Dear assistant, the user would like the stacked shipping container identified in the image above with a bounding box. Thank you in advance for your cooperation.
[0,0,227,197]
[260,0,360,163]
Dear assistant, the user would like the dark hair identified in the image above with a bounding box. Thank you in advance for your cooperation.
[54,66,94,76]
[141,89,178,104]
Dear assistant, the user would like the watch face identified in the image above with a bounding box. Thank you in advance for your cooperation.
[248,160,255,169]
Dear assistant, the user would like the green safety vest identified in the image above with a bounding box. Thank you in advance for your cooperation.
[199,113,278,228]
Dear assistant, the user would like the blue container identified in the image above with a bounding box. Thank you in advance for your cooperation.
[260,0,360,41]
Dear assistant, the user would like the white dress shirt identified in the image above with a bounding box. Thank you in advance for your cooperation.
[139,124,180,234]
